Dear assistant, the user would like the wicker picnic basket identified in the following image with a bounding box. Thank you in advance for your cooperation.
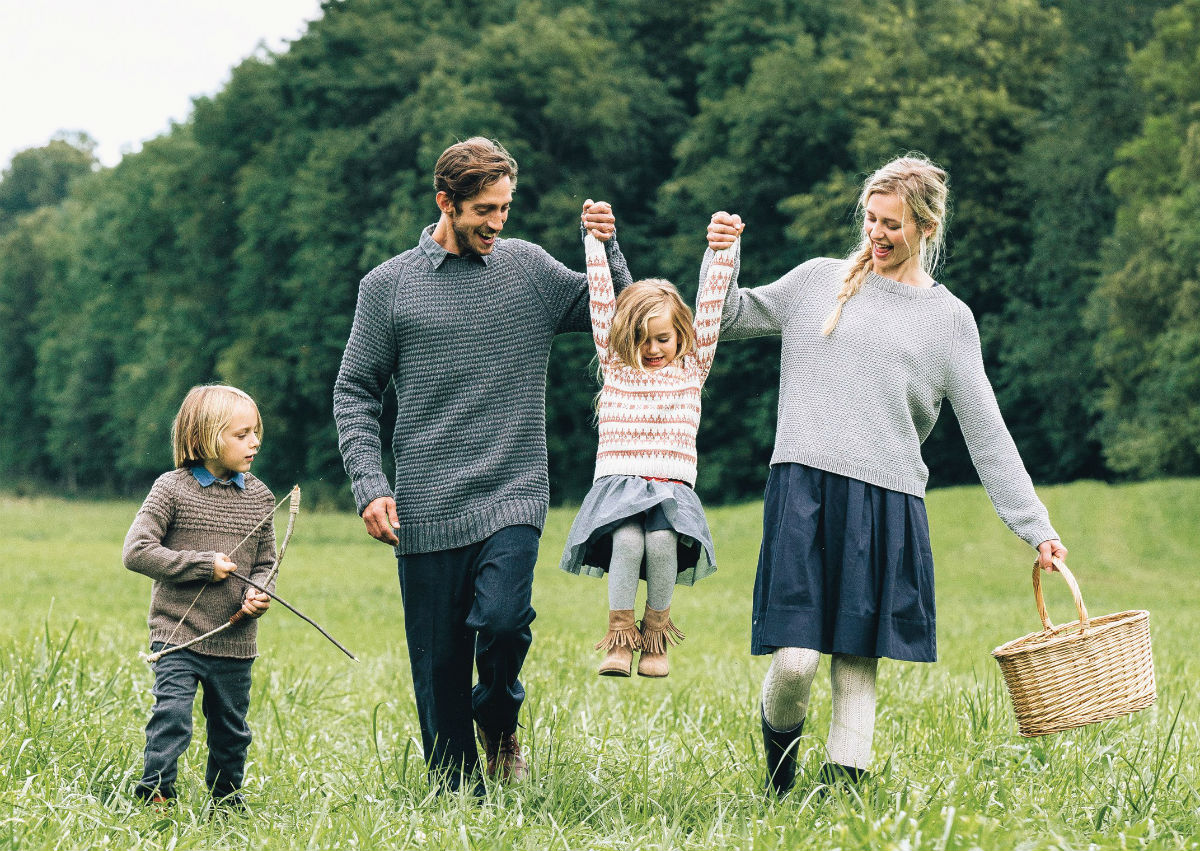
[991,560,1155,737]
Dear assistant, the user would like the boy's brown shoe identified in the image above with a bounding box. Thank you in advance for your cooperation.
[475,724,528,783]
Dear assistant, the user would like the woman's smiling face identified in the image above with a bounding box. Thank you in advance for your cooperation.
[863,192,926,282]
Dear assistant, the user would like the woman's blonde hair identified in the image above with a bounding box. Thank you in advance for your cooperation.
[172,384,263,468]
[609,278,696,370]
[822,154,949,335]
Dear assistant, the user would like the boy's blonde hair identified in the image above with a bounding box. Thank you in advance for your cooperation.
[822,153,949,335]
[172,384,263,468]
[609,279,696,370]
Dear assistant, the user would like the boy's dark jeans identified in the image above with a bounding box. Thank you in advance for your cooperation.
[134,643,253,800]
[397,524,539,792]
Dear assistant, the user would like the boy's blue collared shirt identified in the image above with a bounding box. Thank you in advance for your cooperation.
[190,466,246,490]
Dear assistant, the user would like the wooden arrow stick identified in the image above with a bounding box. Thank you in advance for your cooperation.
[221,569,358,662]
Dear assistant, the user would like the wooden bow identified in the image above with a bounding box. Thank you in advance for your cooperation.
[141,486,357,663]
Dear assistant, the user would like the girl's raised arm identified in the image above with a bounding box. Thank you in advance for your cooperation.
[584,233,617,365]
[692,237,739,377]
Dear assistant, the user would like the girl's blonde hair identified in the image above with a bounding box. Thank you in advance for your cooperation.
[609,278,696,370]
[822,154,949,335]
[172,384,263,468]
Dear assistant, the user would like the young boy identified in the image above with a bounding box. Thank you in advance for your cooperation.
[124,384,276,809]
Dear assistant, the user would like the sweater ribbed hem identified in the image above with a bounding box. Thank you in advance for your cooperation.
[395,498,547,555]
[773,451,928,498]
[149,628,258,660]
[593,458,697,487]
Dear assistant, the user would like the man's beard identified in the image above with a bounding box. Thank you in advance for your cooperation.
[452,218,493,256]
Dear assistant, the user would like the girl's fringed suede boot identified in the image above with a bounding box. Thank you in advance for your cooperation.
[596,609,640,676]
[636,605,684,678]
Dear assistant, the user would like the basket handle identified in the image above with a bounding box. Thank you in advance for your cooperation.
[1032,557,1089,634]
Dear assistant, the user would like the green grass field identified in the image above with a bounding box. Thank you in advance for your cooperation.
[2,479,1197,849]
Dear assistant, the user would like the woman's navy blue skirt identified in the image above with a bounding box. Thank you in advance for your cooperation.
[751,463,937,662]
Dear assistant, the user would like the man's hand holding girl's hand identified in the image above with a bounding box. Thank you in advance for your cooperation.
[708,211,744,250]
[582,199,616,241]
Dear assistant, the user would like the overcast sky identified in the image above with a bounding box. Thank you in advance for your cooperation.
[1,0,323,170]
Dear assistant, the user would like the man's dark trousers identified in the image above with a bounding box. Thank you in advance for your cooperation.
[396,524,538,790]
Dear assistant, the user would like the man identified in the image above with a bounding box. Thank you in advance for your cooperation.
[333,137,630,794]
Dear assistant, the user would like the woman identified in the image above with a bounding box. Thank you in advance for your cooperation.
[705,155,1067,796]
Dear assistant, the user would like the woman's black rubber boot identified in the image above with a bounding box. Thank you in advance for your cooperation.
[761,708,804,797]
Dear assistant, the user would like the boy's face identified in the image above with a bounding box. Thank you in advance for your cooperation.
[205,399,261,480]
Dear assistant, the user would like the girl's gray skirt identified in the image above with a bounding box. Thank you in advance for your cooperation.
[558,475,717,585]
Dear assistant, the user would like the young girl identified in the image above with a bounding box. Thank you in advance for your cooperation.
[559,219,740,678]
[123,384,277,809]
[707,155,1067,796]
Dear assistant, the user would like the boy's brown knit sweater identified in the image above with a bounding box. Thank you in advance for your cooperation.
[123,468,277,658]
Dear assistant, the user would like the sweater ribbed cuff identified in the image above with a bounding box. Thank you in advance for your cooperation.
[352,472,395,516]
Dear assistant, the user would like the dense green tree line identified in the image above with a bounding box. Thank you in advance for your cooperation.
[0,0,1193,507]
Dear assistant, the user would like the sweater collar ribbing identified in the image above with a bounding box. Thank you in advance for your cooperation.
[862,269,950,299]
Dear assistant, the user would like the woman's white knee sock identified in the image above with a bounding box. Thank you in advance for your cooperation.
[761,646,820,730]
[826,653,878,770]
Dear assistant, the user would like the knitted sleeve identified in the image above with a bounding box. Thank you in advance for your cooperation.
[691,240,739,379]
[333,261,400,515]
[123,474,216,583]
[530,234,632,335]
[583,233,616,368]
[715,255,824,340]
[945,303,1059,549]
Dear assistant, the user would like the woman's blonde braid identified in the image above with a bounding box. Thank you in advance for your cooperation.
[821,244,873,336]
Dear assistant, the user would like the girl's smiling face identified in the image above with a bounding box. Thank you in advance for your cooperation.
[205,399,261,480]
[639,312,679,371]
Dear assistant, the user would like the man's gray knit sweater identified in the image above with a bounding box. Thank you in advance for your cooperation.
[716,255,1058,550]
[334,225,632,555]
[123,469,277,658]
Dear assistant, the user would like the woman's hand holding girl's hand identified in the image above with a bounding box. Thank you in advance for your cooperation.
[240,587,271,618]
[212,553,237,581]
[582,199,616,241]
[708,211,744,250]
[1036,539,1068,571]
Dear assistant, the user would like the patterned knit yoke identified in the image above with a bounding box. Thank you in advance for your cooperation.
[586,234,738,487]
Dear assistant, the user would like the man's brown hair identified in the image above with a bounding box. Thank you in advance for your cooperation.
[434,137,518,208]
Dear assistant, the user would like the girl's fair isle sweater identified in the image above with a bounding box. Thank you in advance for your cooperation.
[715,254,1057,549]
[588,234,738,487]
[123,468,277,658]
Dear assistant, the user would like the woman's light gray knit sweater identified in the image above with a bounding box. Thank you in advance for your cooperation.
[334,225,632,555]
[123,469,277,658]
[715,254,1057,549]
